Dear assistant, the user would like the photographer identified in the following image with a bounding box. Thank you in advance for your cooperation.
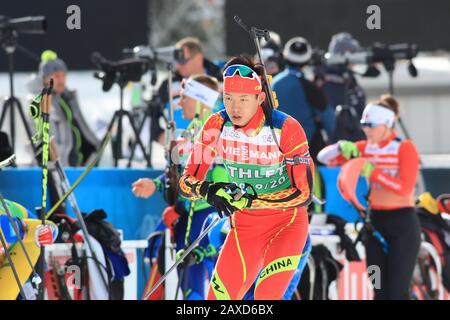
[260,30,285,76]
[314,32,367,142]
[153,37,223,144]
[27,50,100,167]
[272,37,335,160]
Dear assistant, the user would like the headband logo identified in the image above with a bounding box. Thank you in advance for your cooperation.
[223,65,262,94]
[230,80,244,91]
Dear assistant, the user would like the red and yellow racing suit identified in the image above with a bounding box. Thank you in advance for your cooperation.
[318,131,419,210]
[179,106,314,299]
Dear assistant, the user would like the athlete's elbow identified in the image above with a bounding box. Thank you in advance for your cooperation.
[316,149,326,164]
[296,190,312,207]
[317,146,334,165]
[398,186,414,197]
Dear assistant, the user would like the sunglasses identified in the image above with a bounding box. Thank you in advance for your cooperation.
[223,64,261,82]
[177,54,196,65]
[360,122,381,128]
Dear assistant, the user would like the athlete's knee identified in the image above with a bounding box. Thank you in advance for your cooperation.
[208,271,232,300]
[254,255,300,299]
[282,269,302,300]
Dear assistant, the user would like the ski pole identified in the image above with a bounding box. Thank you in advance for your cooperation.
[312,195,326,206]
[36,80,53,299]
[40,80,53,217]
[363,187,389,254]
[0,222,27,299]
[45,131,111,219]
[143,215,221,300]
[351,195,389,254]
[48,137,110,292]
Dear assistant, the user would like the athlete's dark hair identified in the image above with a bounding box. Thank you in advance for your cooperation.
[223,55,265,78]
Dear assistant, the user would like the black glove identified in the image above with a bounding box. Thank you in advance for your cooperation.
[199,182,256,218]
[176,246,207,268]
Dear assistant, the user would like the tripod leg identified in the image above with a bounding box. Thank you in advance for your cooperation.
[127,109,148,167]
[101,114,117,167]
[10,99,15,152]
[0,100,13,156]
[0,97,38,160]
[14,97,38,157]
[124,112,150,167]
[115,112,123,167]
[0,99,9,129]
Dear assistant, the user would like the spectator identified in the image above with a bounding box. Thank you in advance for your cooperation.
[272,37,335,160]
[314,32,367,142]
[152,37,222,145]
[27,50,100,167]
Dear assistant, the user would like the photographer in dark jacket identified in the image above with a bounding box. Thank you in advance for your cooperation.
[272,37,336,160]
[314,33,367,142]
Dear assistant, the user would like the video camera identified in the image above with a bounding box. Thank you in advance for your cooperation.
[91,52,149,91]
[122,45,186,86]
[0,15,47,47]
[124,45,185,66]
[325,43,417,65]
[0,15,47,34]
[324,42,419,76]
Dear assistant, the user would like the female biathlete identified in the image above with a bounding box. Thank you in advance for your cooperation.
[179,56,314,300]
[317,95,421,300]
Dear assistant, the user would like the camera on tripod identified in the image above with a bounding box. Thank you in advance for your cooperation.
[324,42,419,77]
[125,45,186,66]
[90,51,151,167]
[122,45,186,167]
[0,15,47,41]
[0,15,47,158]
[121,45,186,86]
[91,52,149,91]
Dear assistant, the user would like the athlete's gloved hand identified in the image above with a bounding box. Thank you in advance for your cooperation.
[176,248,194,267]
[191,247,206,264]
[199,182,254,218]
[176,246,207,268]
[339,140,360,160]
[204,244,218,257]
[361,162,375,180]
